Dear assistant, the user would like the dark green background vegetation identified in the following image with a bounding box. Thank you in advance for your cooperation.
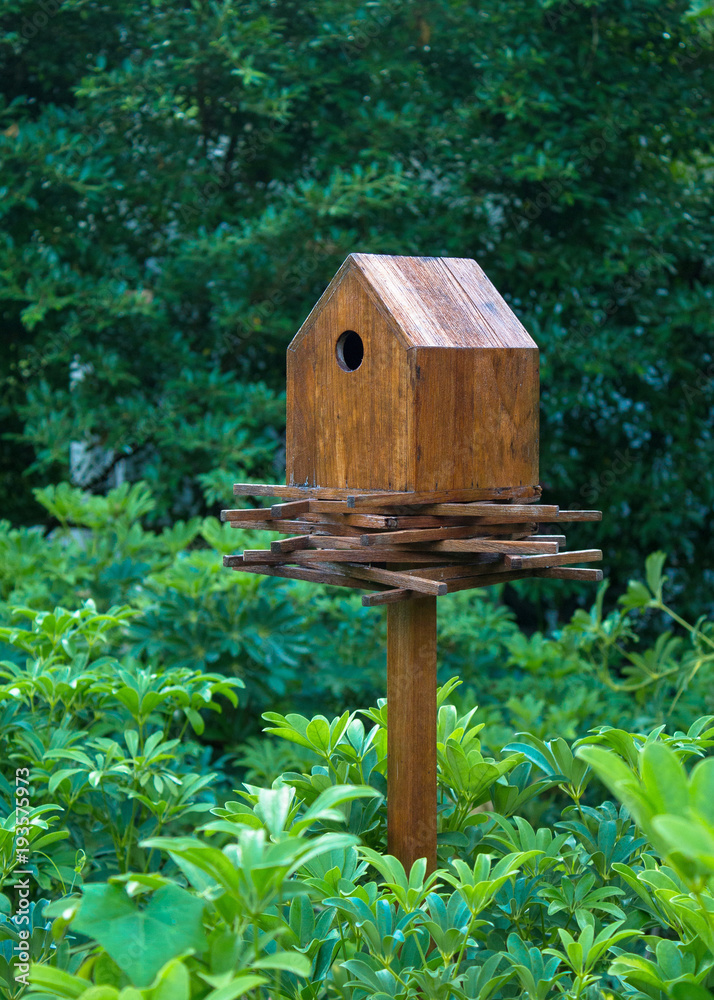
[3,4,714,995]
[2,0,714,616]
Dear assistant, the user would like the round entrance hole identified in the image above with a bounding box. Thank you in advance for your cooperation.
[335,330,364,372]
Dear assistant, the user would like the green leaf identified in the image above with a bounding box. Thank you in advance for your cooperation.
[71,884,206,987]
[619,580,653,612]
[641,742,688,815]
[305,717,332,754]
[253,952,311,975]
[651,815,714,868]
[645,551,667,599]
[670,985,714,1000]
[146,958,190,1000]
[203,976,268,1000]
[690,758,714,825]
[29,966,87,997]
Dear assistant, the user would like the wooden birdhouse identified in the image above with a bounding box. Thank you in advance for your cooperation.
[286,253,539,494]
[222,251,604,874]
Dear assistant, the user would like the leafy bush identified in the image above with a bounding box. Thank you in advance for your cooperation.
[2,485,714,996]
[0,600,241,905]
[15,678,714,1000]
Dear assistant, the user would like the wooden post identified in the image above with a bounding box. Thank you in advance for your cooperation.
[387,596,437,872]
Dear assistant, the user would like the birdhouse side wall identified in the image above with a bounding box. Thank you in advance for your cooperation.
[286,273,412,490]
[408,347,540,490]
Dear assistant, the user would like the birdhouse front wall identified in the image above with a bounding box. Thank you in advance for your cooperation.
[286,269,411,491]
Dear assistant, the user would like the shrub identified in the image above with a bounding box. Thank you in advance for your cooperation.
[15,680,714,999]
[0,600,241,906]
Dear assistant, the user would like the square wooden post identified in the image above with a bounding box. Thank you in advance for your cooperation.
[387,596,437,872]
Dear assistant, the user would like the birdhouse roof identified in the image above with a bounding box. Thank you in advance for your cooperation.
[291,253,537,351]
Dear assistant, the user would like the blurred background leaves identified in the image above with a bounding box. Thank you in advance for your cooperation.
[1,0,713,620]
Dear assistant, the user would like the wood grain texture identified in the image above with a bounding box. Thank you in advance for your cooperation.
[270,536,312,553]
[270,500,311,518]
[399,560,500,580]
[285,329,316,489]
[387,596,438,872]
[362,589,413,607]
[285,253,540,492]
[410,347,539,491]
[347,487,542,507]
[417,504,567,520]
[226,518,355,534]
[225,561,375,590]
[288,268,410,490]
[361,524,490,546]
[444,569,540,591]
[349,254,536,349]
[323,562,447,596]
[534,567,604,581]
[304,510,401,528]
[555,510,603,522]
[326,563,446,597]
[525,534,566,545]
[232,484,543,503]
[221,508,273,521]
[505,548,602,570]
[242,548,472,564]
[414,538,558,555]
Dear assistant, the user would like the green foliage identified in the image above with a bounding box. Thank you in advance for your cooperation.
[14,679,714,1000]
[1,0,713,616]
[0,598,242,904]
[3,486,714,995]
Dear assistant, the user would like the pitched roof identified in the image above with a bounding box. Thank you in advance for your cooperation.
[290,253,537,350]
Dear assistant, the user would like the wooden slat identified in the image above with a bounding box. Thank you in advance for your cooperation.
[504,548,602,571]
[234,484,430,500]
[445,569,540,592]
[535,567,604,581]
[270,535,312,553]
[323,562,447,597]
[270,500,311,518]
[360,524,492,546]
[306,536,362,549]
[415,538,559,555]
[445,565,605,592]
[224,518,327,533]
[220,508,273,522]
[555,510,602,522]
[241,548,472,565]
[224,560,374,590]
[304,508,399,528]
[525,534,566,545]
[225,518,366,537]
[398,559,500,580]
[409,502,558,518]
[223,554,245,567]
[362,589,414,607]
[347,486,542,508]
[295,518,367,537]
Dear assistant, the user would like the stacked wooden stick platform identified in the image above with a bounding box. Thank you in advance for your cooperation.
[222,484,603,606]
